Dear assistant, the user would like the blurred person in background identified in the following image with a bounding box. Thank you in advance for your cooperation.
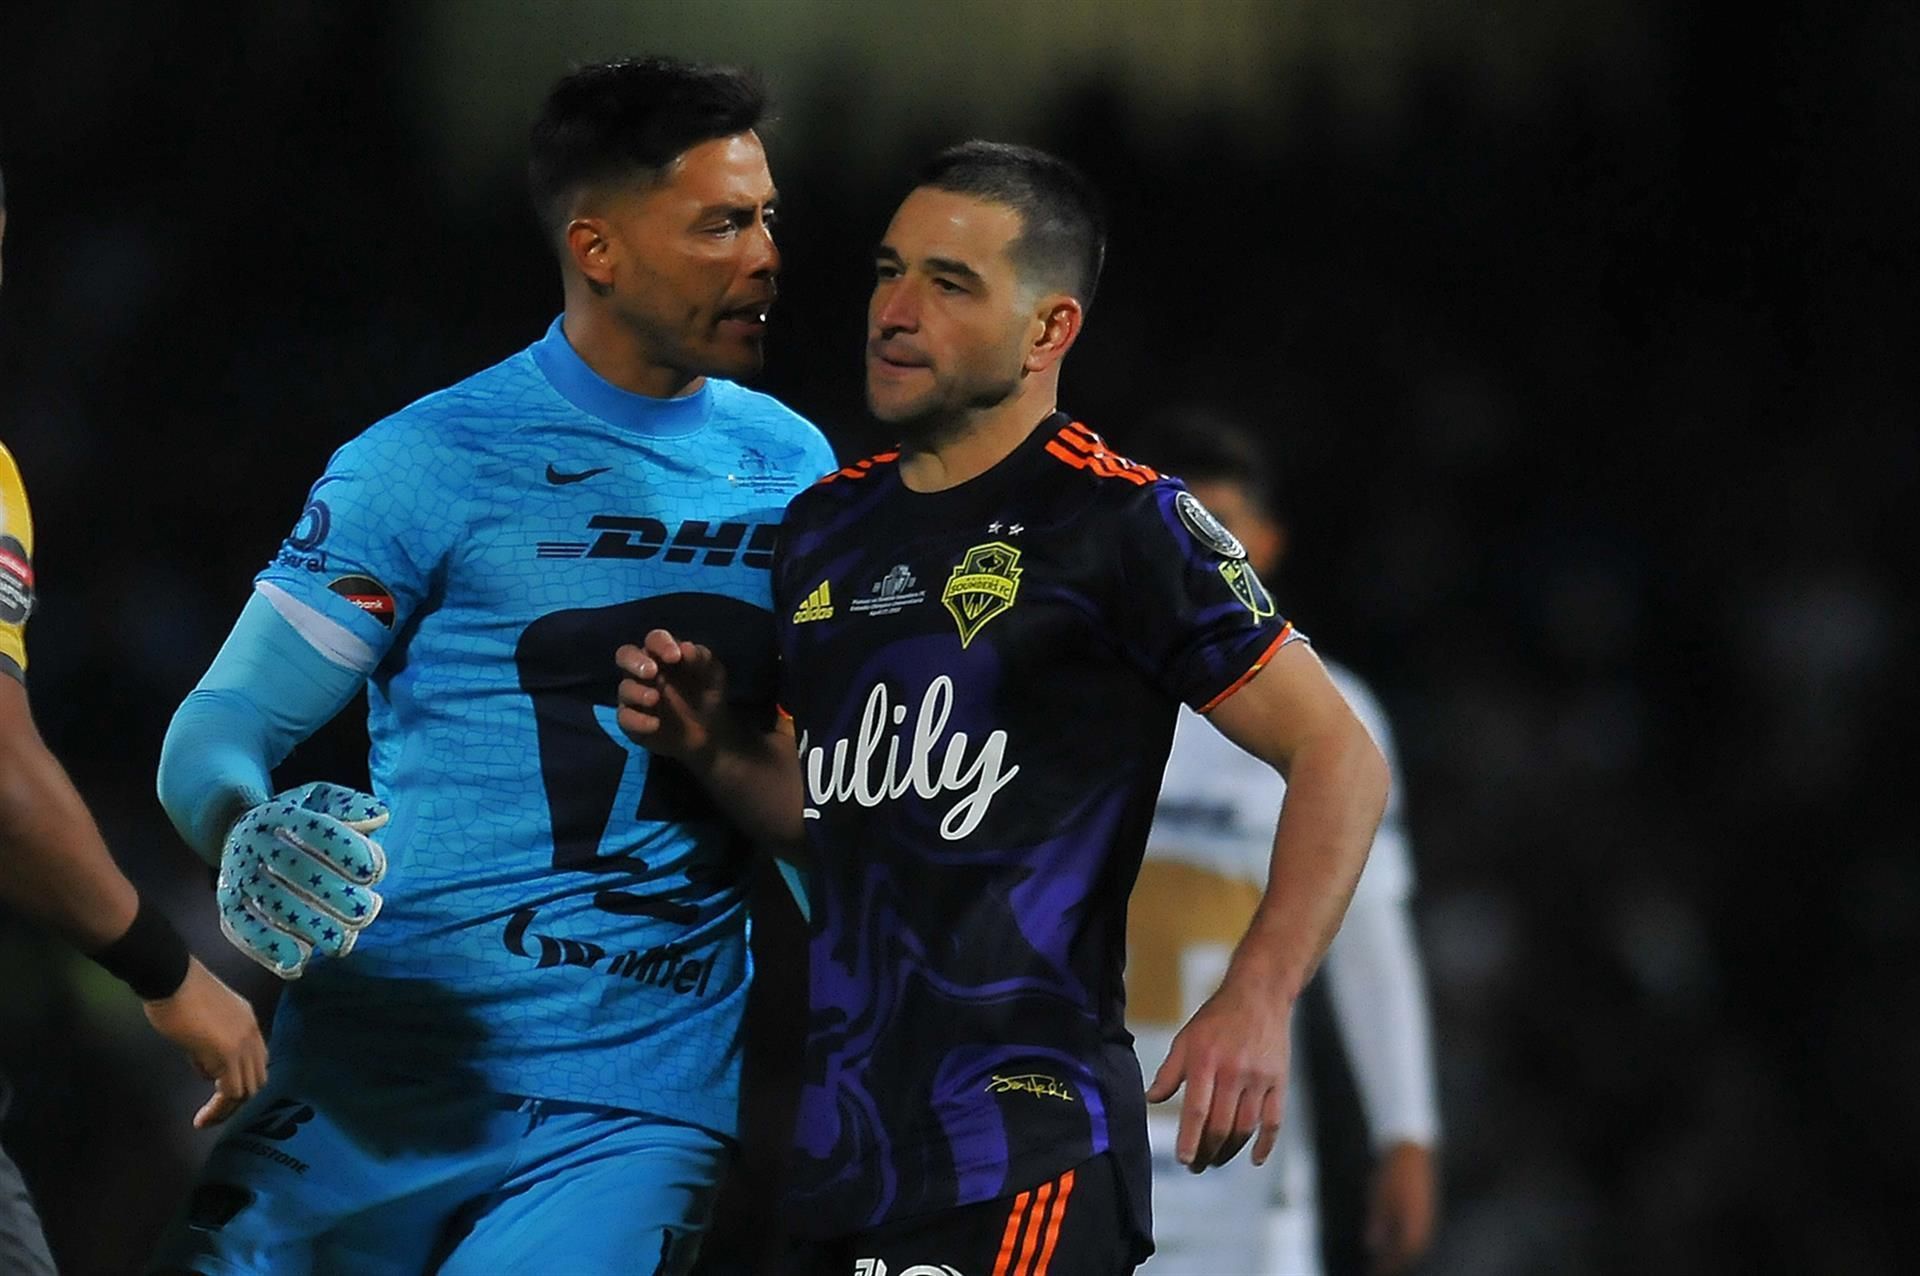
[616,141,1389,1275]
[0,165,268,1276]
[145,58,833,1275]
[1127,410,1439,1276]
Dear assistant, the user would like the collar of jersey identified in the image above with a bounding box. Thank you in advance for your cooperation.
[531,315,714,438]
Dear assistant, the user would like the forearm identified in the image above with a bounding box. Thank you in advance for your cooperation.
[692,718,806,855]
[1226,726,1389,1002]
[1324,893,1442,1150]
[0,727,138,950]
[157,591,366,863]
[158,687,277,863]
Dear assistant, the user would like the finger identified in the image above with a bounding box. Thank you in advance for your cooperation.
[1194,1071,1242,1171]
[1175,1064,1214,1168]
[247,1039,270,1095]
[643,629,683,663]
[617,679,660,711]
[614,643,651,677]
[194,1086,242,1130]
[297,783,390,834]
[268,814,385,886]
[217,877,312,979]
[1145,1039,1186,1104]
[1250,1084,1283,1166]
[677,641,714,671]
[249,843,383,938]
[1210,1086,1263,1167]
[616,706,662,738]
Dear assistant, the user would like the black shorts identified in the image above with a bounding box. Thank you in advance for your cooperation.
[793,1155,1134,1276]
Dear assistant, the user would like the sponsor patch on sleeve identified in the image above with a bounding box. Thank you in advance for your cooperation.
[1175,491,1247,560]
[0,535,35,627]
[328,574,395,628]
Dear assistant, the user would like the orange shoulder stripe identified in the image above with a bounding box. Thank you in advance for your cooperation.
[1044,422,1159,485]
[815,449,901,485]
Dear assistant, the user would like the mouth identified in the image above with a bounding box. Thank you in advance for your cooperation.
[718,300,773,334]
[867,339,929,373]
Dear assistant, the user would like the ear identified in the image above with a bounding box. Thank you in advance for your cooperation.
[1023,294,1084,374]
[565,217,616,294]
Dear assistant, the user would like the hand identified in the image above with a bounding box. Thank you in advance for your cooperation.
[1145,974,1292,1173]
[217,781,389,979]
[615,629,731,763]
[1366,1141,1438,1274]
[142,956,269,1129]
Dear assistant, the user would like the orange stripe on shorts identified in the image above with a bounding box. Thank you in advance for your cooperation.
[992,1189,1033,1276]
[1013,1180,1056,1276]
[1030,1168,1077,1276]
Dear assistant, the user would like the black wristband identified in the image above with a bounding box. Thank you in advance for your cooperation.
[87,898,192,1001]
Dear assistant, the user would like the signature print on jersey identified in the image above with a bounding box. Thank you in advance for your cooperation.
[798,675,1019,840]
[941,541,1023,647]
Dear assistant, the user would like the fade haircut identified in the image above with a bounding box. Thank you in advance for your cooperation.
[528,56,766,244]
[1140,407,1278,510]
[917,141,1106,309]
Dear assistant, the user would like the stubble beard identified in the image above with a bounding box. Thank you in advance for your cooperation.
[871,366,1022,452]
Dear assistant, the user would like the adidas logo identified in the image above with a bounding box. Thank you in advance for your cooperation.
[792,580,834,623]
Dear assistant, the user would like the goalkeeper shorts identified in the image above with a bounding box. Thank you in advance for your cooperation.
[148,1051,732,1276]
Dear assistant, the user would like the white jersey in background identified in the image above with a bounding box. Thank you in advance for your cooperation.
[1129,663,1440,1275]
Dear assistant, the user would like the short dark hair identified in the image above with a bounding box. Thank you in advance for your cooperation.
[1139,407,1278,510]
[917,141,1106,308]
[528,56,766,240]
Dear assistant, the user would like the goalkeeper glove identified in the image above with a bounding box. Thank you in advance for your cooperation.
[216,781,389,979]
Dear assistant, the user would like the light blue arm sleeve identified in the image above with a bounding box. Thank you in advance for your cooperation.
[157,591,368,864]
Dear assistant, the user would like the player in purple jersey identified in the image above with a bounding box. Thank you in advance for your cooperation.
[616,144,1390,1274]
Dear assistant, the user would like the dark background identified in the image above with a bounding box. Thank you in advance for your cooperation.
[0,2,1913,1272]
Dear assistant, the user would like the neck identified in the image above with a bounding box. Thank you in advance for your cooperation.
[561,287,704,400]
[897,375,1058,493]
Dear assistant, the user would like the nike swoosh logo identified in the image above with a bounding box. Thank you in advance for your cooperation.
[546,464,613,485]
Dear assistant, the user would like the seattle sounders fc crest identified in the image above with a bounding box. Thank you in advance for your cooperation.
[942,541,1023,648]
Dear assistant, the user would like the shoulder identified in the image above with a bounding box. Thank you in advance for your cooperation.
[708,381,837,474]
[333,351,544,474]
[788,444,901,519]
[1037,418,1163,494]
[1032,419,1186,534]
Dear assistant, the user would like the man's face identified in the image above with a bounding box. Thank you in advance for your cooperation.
[593,131,779,384]
[866,187,1037,427]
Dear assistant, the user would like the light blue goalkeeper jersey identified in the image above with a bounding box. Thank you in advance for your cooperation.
[253,316,834,1133]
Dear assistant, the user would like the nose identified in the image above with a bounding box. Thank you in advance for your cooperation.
[746,218,778,278]
[871,278,918,335]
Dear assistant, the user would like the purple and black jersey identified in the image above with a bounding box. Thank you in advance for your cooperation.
[773,413,1299,1257]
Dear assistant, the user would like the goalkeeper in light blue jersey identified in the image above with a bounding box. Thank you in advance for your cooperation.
[149,57,834,1276]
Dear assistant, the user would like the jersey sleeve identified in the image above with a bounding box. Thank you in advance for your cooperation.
[0,444,37,681]
[253,414,473,675]
[1113,480,1301,712]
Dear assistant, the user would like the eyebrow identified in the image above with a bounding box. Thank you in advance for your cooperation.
[873,244,987,287]
[696,191,779,218]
